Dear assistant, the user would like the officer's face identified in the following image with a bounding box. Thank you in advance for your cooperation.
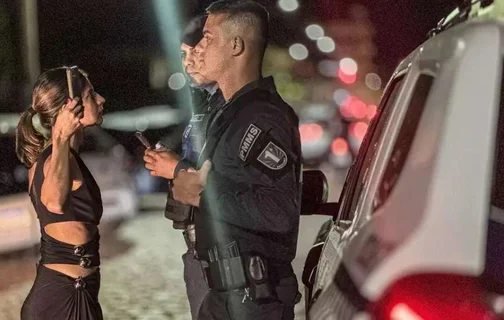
[195,14,230,84]
[181,43,211,86]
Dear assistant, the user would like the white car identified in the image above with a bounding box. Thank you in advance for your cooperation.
[304,1,504,319]
[0,134,39,253]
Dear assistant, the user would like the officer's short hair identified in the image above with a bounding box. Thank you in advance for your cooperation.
[182,15,207,47]
[206,0,269,56]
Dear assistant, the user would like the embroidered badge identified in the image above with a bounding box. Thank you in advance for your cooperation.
[238,124,262,161]
[190,114,204,122]
[257,142,287,170]
[183,124,193,139]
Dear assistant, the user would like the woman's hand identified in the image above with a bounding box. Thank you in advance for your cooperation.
[53,98,84,141]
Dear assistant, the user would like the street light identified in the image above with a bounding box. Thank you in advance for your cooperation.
[278,0,299,12]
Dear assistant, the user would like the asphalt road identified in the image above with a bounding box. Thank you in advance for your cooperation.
[0,165,346,319]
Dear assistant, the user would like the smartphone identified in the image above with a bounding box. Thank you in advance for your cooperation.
[135,131,152,149]
[66,66,83,100]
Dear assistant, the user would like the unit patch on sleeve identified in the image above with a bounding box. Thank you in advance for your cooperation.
[257,142,287,170]
[238,124,262,161]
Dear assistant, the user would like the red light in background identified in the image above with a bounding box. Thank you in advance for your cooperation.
[331,137,349,156]
[367,104,378,119]
[351,99,367,119]
[349,121,369,141]
[299,123,324,142]
[339,96,354,118]
[340,96,367,119]
[338,69,357,84]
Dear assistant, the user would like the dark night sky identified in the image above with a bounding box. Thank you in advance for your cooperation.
[34,0,459,74]
[1,0,460,113]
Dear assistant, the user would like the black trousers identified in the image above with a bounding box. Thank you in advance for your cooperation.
[197,276,299,320]
[21,265,103,320]
[183,251,210,320]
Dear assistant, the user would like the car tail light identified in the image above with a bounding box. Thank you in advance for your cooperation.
[370,273,500,320]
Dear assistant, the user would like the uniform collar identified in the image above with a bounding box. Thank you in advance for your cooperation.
[226,76,276,104]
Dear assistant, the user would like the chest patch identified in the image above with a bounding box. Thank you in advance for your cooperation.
[183,124,193,139]
[238,124,262,161]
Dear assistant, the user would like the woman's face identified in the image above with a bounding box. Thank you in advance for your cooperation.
[79,80,105,127]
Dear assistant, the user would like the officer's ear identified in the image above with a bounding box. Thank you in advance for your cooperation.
[231,36,245,56]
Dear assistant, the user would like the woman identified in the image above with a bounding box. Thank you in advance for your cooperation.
[16,66,106,320]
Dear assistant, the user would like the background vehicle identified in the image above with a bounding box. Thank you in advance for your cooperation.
[303,1,504,319]
[79,127,139,222]
[0,133,39,254]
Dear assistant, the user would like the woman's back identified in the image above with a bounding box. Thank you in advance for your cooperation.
[17,67,106,320]
[29,144,102,278]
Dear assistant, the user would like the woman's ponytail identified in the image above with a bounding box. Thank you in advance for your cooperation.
[15,108,45,168]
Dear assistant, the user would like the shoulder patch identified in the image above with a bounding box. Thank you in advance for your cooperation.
[190,114,205,122]
[257,142,287,170]
[238,124,262,161]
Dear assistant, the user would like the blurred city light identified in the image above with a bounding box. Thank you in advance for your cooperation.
[339,96,368,119]
[331,137,349,156]
[316,36,336,53]
[289,43,309,60]
[300,103,336,121]
[299,123,324,142]
[278,0,299,12]
[351,99,368,119]
[367,104,378,119]
[168,72,186,90]
[339,58,358,75]
[305,24,324,40]
[101,105,182,132]
[333,88,349,105]
[349,121,369,141]
[318,60,339,77]
[338,69,357,84]
[365,73,382,90]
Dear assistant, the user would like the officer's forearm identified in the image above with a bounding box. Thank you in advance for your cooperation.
[200,170,298,233]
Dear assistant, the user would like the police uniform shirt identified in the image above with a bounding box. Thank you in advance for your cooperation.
[177,88,225,171]
[196,76,302,269]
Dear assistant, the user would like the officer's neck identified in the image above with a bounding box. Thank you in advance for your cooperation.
[220,68,261,102]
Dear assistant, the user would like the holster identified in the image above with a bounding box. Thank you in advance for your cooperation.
[247,255,276,304]
[205,241,248,291]
[204,242,277,304]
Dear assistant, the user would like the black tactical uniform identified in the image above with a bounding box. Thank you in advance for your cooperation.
[196,76,302,320]
[165,86,224,320]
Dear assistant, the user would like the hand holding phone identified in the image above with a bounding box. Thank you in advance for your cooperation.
[135,131,152,149]
[66,66,84,118]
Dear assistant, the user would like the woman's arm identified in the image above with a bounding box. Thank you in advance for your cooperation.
[40,137,72,214]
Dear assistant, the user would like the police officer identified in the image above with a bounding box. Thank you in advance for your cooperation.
[143,15,224,320]
[171,1,302,319]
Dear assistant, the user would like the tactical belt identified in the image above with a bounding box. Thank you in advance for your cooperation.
[204,241,279,304]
